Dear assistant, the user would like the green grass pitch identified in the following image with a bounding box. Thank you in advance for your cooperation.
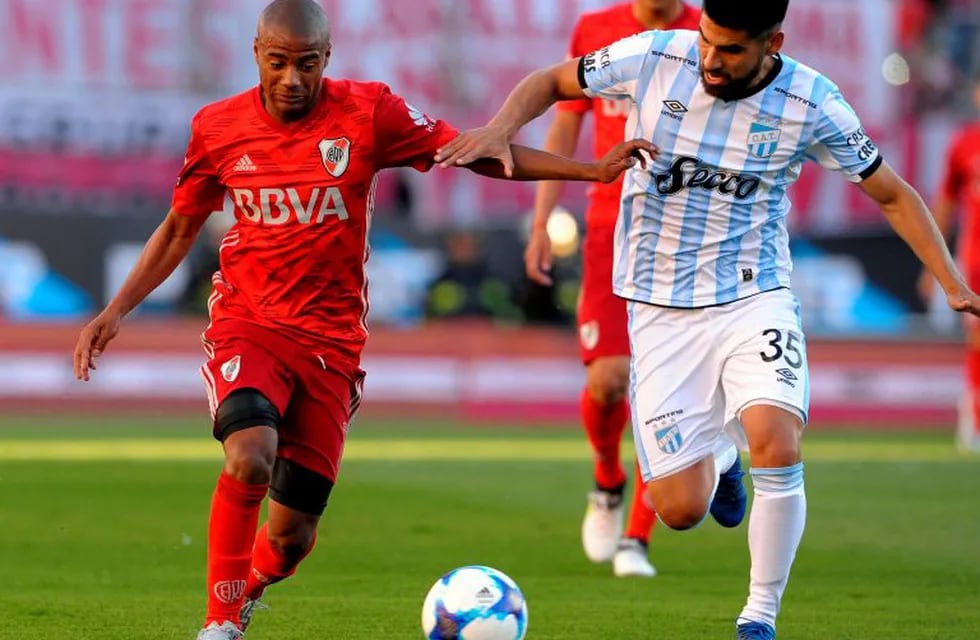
[0,416,978,639]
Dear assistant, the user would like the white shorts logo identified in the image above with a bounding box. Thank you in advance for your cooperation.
[220,355,241,382]
[213,579,246,604]
[655,424,682,454]
[579,321,599,351]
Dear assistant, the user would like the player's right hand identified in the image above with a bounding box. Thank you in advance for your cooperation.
[947,286,980,319]
[525,227,554,286]
[594,138,659,183]
[435,126,514,176]
[73,310,123,381]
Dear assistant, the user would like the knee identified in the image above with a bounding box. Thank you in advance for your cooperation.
[751,434,801,468]
[655,500,709,531]
[742,406,804,468]
[645,463,713,530]
[646,484,709,530]
[225,442,275,484]
[586,361,629,406]
[216,389,280,484]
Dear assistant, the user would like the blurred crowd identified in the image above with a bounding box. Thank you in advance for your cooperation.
[899,0,980,114]
[5,0,980,334]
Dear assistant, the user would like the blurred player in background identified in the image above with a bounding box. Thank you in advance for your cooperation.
[71,2,653,639]
[528,0,701,579]
[919,81,980,451]
[436,0,980,636]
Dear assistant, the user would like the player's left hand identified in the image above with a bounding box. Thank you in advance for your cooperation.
[524,227,554,286]
[947,287,980,318]
[73,309,122,382]
[593,138,659,184]
[435,126,514,176]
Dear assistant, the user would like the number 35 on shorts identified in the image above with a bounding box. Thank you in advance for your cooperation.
[751,326,808,405]
[759,328,804,369]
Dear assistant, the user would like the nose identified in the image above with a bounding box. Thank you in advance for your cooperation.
[282,65,302,88]
[702,47,722,71]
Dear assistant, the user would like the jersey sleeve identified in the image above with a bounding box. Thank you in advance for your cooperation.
[557,17,592,115]
[576,31,655,102]
[805,89,883,183]
[939,133,966,202]
[171,113,226,216]
[373,87,459,171]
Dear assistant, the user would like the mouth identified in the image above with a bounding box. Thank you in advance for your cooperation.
[702,70,729,85]
[276,94,308,106]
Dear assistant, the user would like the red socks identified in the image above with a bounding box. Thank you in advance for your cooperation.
[624,458,657,544]
[580,388,629,490]
[581,388,657,542]
[205,472,268,626]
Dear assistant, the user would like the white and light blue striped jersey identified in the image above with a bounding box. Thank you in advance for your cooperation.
[578,30,882,308]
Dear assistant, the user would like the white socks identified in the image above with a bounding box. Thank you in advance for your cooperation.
[737,463,806,630]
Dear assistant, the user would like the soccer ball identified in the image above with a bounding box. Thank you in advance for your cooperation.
[421,565,528,640]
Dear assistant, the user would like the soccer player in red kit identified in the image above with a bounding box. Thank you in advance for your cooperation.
[526,0,701,578]
[920,83,980,451]
[71,2,655,639]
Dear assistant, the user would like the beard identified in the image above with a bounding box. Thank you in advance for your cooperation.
[700,58,766,101]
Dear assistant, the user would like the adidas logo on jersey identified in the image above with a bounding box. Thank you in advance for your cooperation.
[234,154,258,172]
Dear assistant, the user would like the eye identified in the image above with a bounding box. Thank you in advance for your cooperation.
[269,62,285,69]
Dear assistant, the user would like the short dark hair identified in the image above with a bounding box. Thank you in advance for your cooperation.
[703,0,789,38]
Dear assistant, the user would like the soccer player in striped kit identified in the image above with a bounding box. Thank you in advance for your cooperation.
[436,0,980,637]
[529,0,702,579]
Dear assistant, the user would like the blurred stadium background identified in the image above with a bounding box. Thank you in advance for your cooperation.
[2,0,978,428]
[1,1,979,639]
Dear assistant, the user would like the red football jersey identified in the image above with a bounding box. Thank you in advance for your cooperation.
[172,79,458,365]
[559,3,701,226]
[940,124,980,278]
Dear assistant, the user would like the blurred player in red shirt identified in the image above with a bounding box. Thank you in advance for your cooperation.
[71,2,654,639]
[920,83,980,451]
[525,0,700,578]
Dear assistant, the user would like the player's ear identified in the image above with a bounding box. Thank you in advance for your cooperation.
[766,30,785,56]
[253,38,260,65]
[323,43,332,69]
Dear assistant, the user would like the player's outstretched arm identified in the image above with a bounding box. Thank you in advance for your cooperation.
[73,208,210,381]
[435,58,586,175]
[859,162,980,316]
[527,111,586,286]
[465,138,656,184]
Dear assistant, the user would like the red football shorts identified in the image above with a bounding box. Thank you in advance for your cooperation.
[200,318,365,482]
[577,217,630,365]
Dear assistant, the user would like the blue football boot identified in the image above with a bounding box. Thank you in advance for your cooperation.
[710,455,747,527]
[736,621,776,640]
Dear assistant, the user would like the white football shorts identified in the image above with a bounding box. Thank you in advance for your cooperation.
[627,288,809,482]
